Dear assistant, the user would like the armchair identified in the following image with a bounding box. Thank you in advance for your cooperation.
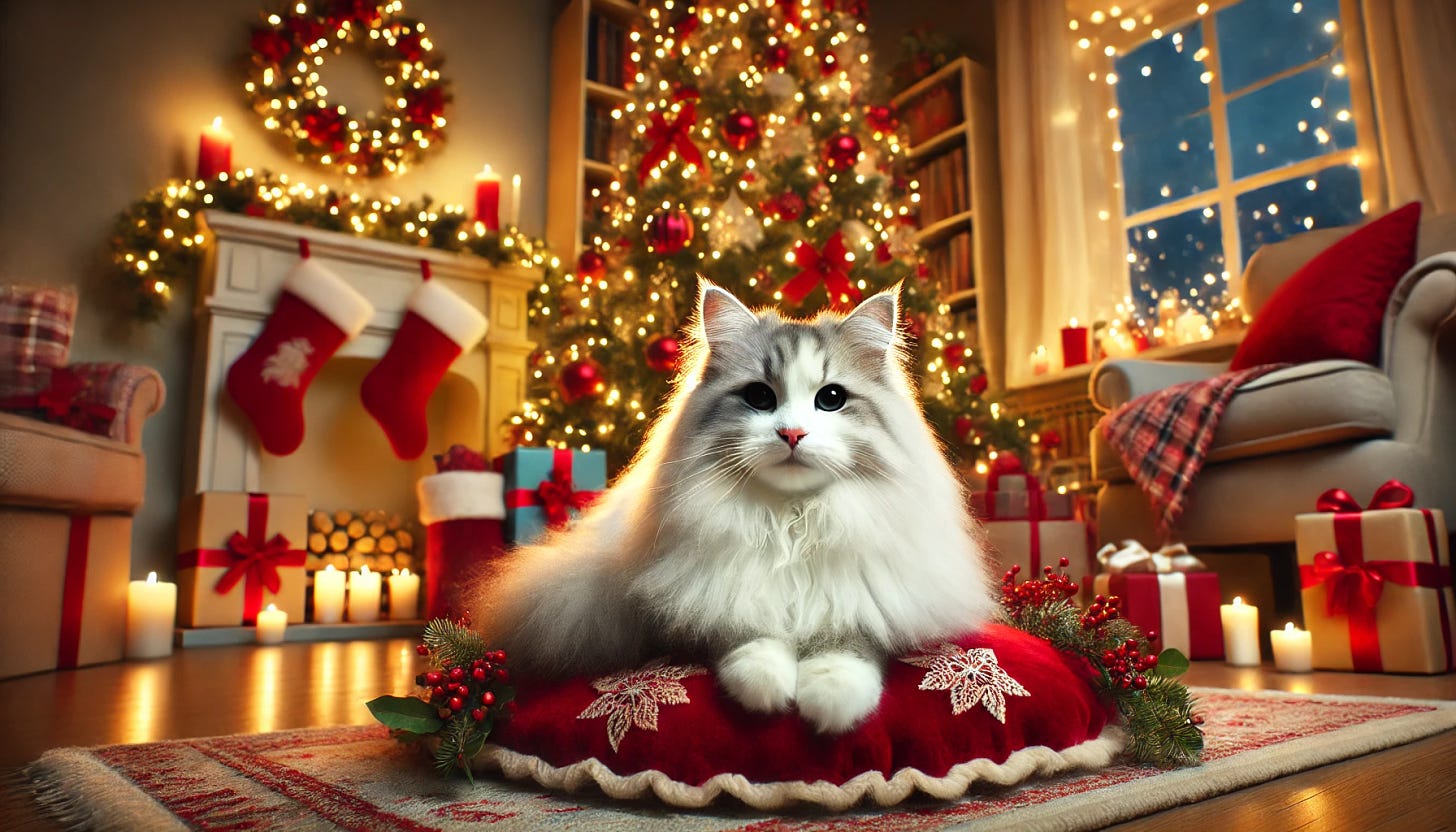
[1088,214,1456,616]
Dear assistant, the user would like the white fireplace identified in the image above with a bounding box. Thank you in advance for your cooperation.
[184,211,536,517]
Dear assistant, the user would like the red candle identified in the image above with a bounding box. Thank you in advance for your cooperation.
[1060,319,1090,368]
[197,117,233,181]
[474,165,501,231]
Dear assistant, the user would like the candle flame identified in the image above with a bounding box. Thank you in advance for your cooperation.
[211,116,224,130]
[266,603,278,612]
[146,571,158,584]
[1232,596,1244,605]
[402,567,411,577]
[1285,622,1296,632]
[1069,317,1079,327]
[360,564,371,574]
[324,564,336,572]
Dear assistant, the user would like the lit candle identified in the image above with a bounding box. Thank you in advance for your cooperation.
[125,571,177,659]
[1270,622,1313,672]
[1060,317,1090,368]
[255,603,288,645]
[313,564,345,624]
[510,173,522,228]
[197,116,233,181]
[1220,596,1261,666]
[388,568,421,620]
[1031,345,1050,375]
[474,165,501,231]
[348,564,382,623]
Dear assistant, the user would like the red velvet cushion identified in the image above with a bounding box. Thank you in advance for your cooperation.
[480,624,1117,809]
[1230,202,1421,371]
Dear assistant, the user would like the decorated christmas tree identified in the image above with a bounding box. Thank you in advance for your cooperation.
[510,0,1036,472]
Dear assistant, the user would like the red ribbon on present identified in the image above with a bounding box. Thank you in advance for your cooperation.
[178,494,305,624]
[1298,480,1454,672]
[505,449,602,530]
[56,516,92,669]
[779,232,863,310]
[638,102,704,183]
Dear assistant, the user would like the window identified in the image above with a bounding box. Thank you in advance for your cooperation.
[1110,0,1377,320]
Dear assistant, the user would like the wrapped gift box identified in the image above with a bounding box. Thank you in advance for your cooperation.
[1092,571,1225,660]
[970,485,1074,521]
[417,470,507,620]
[984,519,1091,587]
[1296,483,1455,674]
[499,447,607,546]
[176,491,308,627]
[0,511,130,678]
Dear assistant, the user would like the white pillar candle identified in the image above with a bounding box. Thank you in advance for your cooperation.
[313,564,346,624]
[1220,596,1262,666]
[255,603,288,645]
[510,173,522,227]
[388,568,420,620]
[125,572,177,659]
[348,565,382,623]
[1270,622,1313,673]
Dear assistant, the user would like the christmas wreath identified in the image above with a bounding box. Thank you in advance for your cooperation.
[369,562,1202,809]
[245,0,450,177]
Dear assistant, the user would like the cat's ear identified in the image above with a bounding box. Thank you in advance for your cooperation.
[841,283,901,355]
[697,278,757,350]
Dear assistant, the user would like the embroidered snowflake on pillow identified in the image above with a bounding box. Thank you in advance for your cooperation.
[261,338,314,387]
[900,644,1030,723]
[577,660,707,751]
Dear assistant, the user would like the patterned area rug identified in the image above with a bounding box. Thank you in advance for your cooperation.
[23,688,1456,831]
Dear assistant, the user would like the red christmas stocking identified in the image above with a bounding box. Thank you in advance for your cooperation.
[361,279,488,459]
[225,256,373,456]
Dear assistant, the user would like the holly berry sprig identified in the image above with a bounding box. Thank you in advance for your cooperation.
[368,617,516,782]
[1000,559,1204,767]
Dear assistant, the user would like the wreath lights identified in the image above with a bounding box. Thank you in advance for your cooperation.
[245,0,450,177]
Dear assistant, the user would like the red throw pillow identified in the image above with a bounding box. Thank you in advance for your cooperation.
[475,624,1119,810]
[1230,202,1422,371]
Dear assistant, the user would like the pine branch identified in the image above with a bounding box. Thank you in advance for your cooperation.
[422,618,488,669]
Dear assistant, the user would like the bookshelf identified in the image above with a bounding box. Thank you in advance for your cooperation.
[892,56,1005,387]
[545,0,642,259]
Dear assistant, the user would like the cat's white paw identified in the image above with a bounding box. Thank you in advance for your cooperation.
[795,652,883,734]
[718,638,797,714]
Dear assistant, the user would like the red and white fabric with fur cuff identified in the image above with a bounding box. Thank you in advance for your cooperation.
[471,624,1121,810]
[416,470,507,620]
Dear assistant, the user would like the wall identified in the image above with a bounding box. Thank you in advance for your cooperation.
[0,0,552,578]
[868,0,998,75]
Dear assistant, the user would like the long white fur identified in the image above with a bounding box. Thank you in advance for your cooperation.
[470,280,996,733]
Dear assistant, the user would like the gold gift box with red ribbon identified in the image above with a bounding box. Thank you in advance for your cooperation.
[1296,480,1456,674]
[176,491,308,627]
[976,456,1091,587]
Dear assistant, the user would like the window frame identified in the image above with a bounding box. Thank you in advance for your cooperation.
[1105,0,1385,300]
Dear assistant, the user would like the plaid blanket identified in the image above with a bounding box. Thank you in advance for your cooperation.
[1099,364,1289,535]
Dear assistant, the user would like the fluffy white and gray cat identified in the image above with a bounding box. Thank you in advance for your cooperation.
[471,280,995,734]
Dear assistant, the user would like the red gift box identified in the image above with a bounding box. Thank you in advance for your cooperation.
[417,470,507,620]
[1092,570,1225,660]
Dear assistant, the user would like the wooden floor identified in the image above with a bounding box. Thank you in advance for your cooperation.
[2,639,1455,830]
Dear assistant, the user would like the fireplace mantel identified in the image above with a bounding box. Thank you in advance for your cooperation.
[184,211,536,499]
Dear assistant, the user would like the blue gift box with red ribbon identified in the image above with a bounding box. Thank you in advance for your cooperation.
[499,447,607,546]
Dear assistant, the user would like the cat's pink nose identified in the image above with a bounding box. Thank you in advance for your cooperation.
[778,427,807,449]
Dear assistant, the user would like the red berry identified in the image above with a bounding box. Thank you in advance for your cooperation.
[424,671,443,685]
[471,708,486,721]
[472,667,487,682]
[481,690,496,706]
[493,650,508,662]
[1059,556,1070,568]
[455,684,470,696]
[1132,676,1149,690]
[494,668,510,681]
[431,685,446,700]
[415,644,429,656]
[449,666,465,682]
[449,696,464,711]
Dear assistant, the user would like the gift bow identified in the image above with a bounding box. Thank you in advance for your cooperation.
[638,102,704,182]
[0,368,117,435]
[535,466,598,529]
[214,530,296,597]
[1316,480,1414,514]
[1096,540,1207,575]
[780,232,862,310]
[1306,549,1397,616]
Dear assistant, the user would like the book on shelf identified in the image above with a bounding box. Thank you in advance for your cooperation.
[903,82,964,146]
[912,145,968,230]
[583,102,628,164]
[923,229,975,296]
[586,12,632,89]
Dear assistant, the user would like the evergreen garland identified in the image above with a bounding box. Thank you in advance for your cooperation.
[1000,561,1204,767]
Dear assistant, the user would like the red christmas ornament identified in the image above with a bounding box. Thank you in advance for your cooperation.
[943,341,969,370]
[824,133,862,171]
[867,105,899,134]
[820,50,839,76]
[764,43,790,71]
[1042,429,1063,450]
[576,249,606,281]
[760,192,805,222]
[969,373,989,395]
[671,84,701,103]
[644,207,695,255]
[644,333,682,373]
[250,26,292,64]
[721,111,761,152]
[558,358,607,404]
[875,242,893,263]
[954,415,974,441]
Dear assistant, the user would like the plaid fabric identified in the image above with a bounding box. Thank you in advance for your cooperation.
[0,362,155,440]
[0,285,78,396]
[1099,364,1289,535]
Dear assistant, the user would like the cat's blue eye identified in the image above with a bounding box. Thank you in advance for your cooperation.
[815,384,847,411]
[741,382,777,411]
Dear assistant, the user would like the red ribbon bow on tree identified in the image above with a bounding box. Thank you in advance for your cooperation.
[214,530,297,597]
[534,466,597,529]
[638,102,704,183]
[780,232,863,310]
